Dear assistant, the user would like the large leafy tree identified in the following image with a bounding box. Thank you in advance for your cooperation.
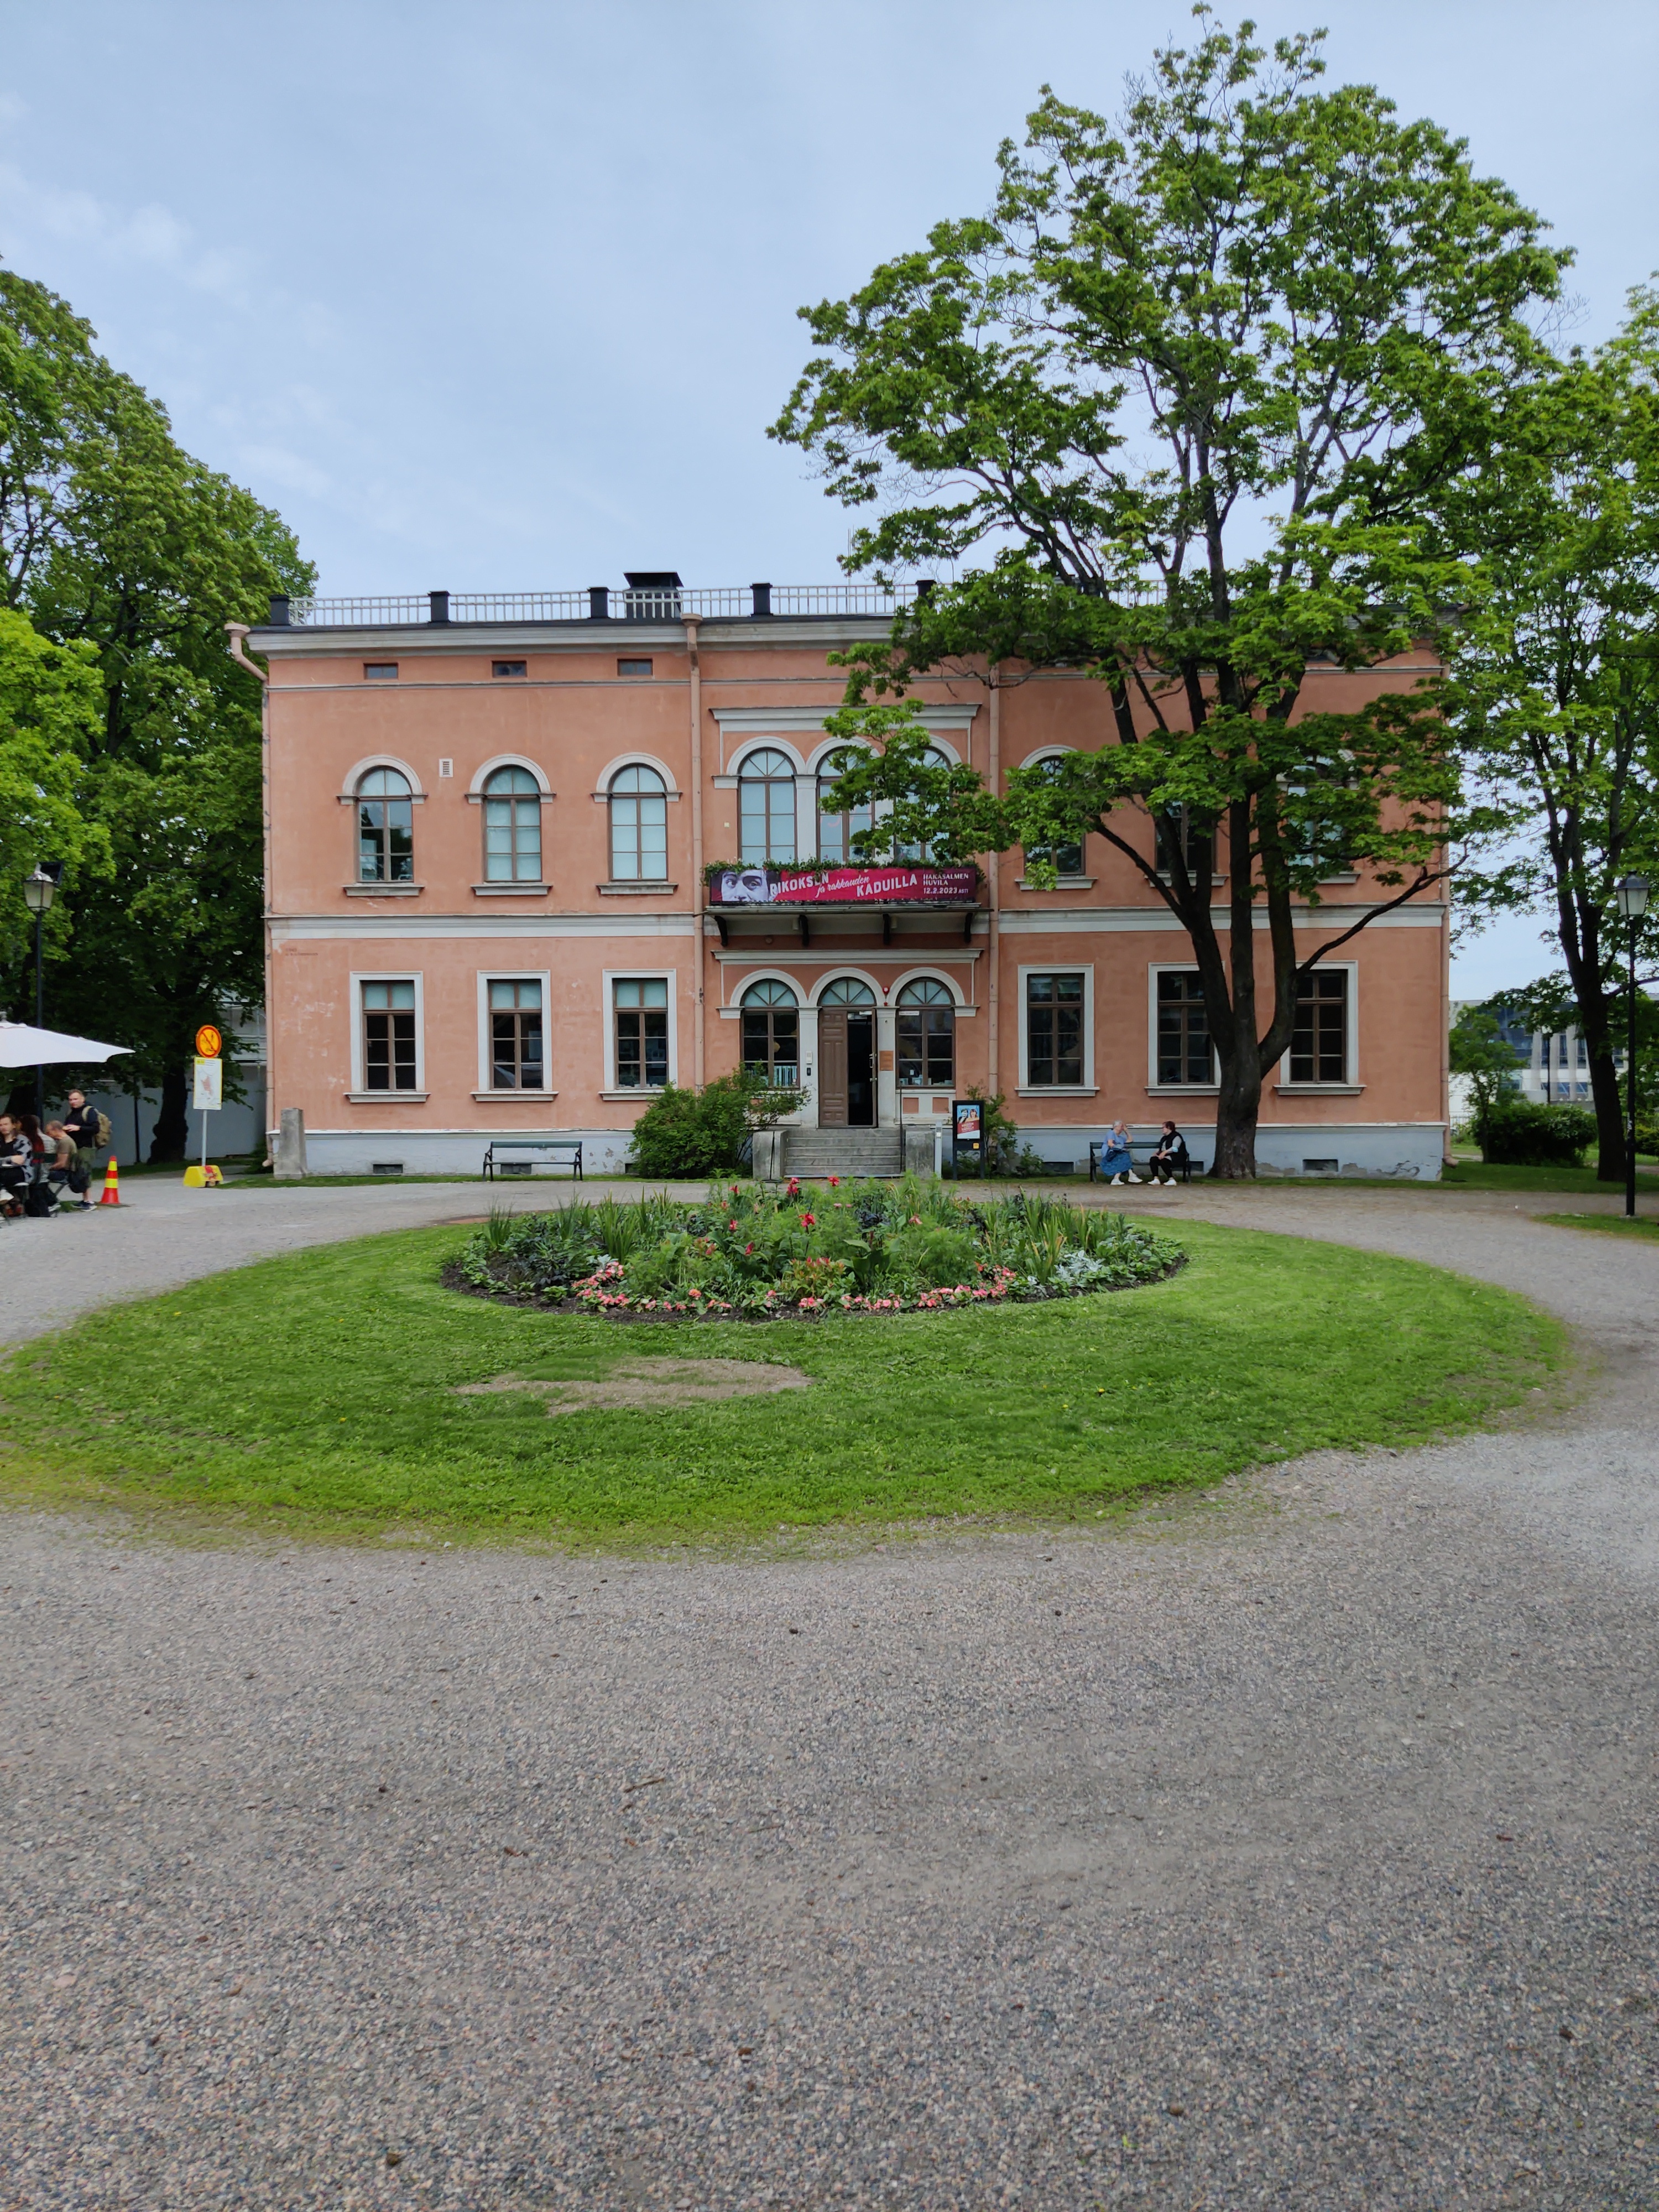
[0,269,311,1155]
[771,10,1563,1173]
[1440,301,1659,1181]
[0,607,109,997]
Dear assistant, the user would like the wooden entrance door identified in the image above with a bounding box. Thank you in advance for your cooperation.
[817,1009,849,1126]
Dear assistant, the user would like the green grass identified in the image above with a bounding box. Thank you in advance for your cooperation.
[1439,1160,1659,1195]
[0,1221,1564,1548]
[1535,1211,1659,1240]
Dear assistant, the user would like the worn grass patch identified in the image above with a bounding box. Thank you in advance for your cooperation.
[0,1220,1563,1546]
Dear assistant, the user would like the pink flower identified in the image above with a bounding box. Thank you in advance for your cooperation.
[828,1175,841,1187]
[800,1212,816,1228]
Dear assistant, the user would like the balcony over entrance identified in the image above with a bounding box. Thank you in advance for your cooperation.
[707,863,980,946]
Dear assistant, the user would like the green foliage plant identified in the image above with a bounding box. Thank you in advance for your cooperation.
[0,270,312,1146]
[770,12,1564,1178]
[1439,298,1659,1183]
[628,1069,808,1179]
[458,1177,1178,1318]
[1473,1095,1595,1168]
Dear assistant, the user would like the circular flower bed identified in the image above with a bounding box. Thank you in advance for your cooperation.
[456,1177,1181,1320]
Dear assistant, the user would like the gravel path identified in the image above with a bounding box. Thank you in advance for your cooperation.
[3,1182,1657,2208]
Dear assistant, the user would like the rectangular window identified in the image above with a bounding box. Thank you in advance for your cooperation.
[1156,807,1212,881]
[1024,839,1084,879]
[614,978,669,1088]
[896,1010,955,1088]
[488,979,544,1090]
[1290,970,1348,1083]
[617,658,653,677]
[362,980,416,1090]
[1156,972,1213,1085]
[1026,973,1084,1087]
[363,662,398,681]
[492,659,526,680]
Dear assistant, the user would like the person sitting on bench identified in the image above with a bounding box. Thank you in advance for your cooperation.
[1099,1119,1140,1185]
[1147,1120,1190,1184]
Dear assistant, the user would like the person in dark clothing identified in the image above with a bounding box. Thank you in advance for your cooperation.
[61,1091,102,1190]
[1147,1120,1190,1185]
[0,1115,29,1215]
[44,1121,89,1209]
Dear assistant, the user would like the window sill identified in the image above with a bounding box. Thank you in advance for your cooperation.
[1016,1085,1099,1097]
[599,881,677,895]
[1145,1084,1220,1095]
[1016,877,1094,892]
[344,883,424,896]
[472,883,550,896]
[472,1089,557,1102]
[599,1087,669,1100]
[1273,1082,1363,1095]
[1155,873,1227,886]
[345,1090,429,1103]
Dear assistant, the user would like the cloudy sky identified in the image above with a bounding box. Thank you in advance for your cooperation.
[3,1,1653,995]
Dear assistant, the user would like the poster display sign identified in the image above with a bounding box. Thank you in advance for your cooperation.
[952,1097,983,1175]
[709,864,977,907]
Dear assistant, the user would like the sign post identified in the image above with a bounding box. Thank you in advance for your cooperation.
[952,1097,983,1179]
[186,1026,223,1187]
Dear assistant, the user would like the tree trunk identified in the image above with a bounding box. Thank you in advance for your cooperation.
[149,1065,189,1162]
[1585,1000,1627,1184]
[1210,1054,1262,1177]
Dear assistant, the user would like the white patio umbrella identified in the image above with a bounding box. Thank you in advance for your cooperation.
[0,1021,132,1065]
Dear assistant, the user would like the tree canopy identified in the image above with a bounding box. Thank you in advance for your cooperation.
[0,268,311,1152]
[773,8,1564,1173]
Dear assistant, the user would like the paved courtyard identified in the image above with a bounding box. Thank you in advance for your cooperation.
[2,1178,1657,2207]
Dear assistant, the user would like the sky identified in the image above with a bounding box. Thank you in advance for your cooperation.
[3,0,1655,999]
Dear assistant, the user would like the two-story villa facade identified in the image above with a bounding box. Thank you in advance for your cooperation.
[241,578,1451,1178]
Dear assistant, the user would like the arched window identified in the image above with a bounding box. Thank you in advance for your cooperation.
[816,749,872,864]
[896,977,956,1089]
[738,747,796,864]
[609,764,667,882]
[740,980,800,1087]
[482,766,542,883]
[818,976,876,1006]
[895,745,952,863]
[356,768,414,883]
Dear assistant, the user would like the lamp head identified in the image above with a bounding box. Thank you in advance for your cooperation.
[22,867,55,915]
[1615,873,1651,922]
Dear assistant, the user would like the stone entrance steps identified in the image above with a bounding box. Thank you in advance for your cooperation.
[781,1128,904,1180]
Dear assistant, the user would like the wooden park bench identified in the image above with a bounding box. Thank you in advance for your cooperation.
[482,1138,583,1183]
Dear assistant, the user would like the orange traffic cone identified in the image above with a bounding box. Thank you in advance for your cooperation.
[98,1155,121,1207]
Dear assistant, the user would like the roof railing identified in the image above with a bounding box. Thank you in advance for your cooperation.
[270,581,936,628]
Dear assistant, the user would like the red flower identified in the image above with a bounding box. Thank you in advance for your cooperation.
[745,1242,755,1254]
[828,1175,841,1186]
[800,1212,816,1228]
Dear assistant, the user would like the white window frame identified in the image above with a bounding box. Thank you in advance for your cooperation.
[1276,959,1359,1089]
[1016,963,1095,1095]
[1146,962,1220,1093]
[349,970,425,1098]
[601,967,678,1096]
[476,970,554,1095]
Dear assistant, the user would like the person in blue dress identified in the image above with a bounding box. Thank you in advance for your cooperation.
[1098,1119,1139,1185]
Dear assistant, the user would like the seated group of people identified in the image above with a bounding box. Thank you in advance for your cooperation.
[1097,1118,1190,1187]
[0,1092,102,1217]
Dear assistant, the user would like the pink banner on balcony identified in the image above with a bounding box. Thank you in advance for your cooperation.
[710,865,977,907]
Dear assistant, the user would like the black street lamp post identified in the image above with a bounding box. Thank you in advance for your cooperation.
[21,865,58,1122]
[1615,874,1650,1219]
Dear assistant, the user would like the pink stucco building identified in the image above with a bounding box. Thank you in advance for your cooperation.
[239,578,1450,1178]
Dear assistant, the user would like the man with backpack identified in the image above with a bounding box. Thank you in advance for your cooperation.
[60,1091,109,1196]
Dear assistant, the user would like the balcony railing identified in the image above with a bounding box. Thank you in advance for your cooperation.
[272,581,934,628]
